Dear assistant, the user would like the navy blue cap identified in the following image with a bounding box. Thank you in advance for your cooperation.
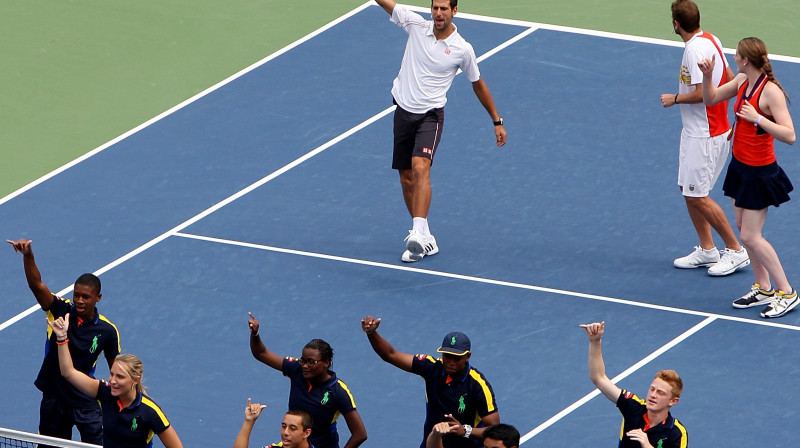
[436,332,471,356]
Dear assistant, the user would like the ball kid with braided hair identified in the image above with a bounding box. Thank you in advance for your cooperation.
[698,36,797,318]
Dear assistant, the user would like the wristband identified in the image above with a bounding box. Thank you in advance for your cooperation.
[251,332,259,337]
[674,94,679,104]
[463,425,472,438]
[493,117,503,126]
[755,115,763,126]
[57,338,69,345]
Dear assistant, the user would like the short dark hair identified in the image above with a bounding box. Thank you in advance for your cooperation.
[286,409,314,431]
[432,0,458,8]
[483,424,520,448]
[304,339,333,361]
[671,0,700,32]
[74,273,101,295]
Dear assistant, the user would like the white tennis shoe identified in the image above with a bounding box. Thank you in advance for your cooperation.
[401,230,438,263]
[708,247,750,276]
[673,246,719,269]
[761,290,800,319]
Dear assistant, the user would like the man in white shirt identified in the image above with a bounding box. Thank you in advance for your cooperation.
[660,0,749,277]
[374,0,507,262]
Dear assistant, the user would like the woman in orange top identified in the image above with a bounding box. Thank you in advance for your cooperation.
[699,37,797,318]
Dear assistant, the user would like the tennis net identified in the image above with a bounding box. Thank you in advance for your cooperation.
[0,427,101,448]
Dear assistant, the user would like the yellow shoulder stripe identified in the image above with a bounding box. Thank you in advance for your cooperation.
[98,314,122,352]
[674,419,688,448]
[468,369,495,412]
[337,380,357,408]
[141,396,170,426]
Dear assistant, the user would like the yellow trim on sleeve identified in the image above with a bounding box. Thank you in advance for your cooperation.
[98,314,122,352]
[337,379,357,408]
[142,396,170,426]
[674,418,688,448]
[468,369,495,412]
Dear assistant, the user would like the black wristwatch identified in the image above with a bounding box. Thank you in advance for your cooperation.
[493,117,504,126]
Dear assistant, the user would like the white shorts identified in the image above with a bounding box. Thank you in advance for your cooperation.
[677,130,730,198]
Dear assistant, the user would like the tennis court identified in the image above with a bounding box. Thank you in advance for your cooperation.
[3,2,800,447]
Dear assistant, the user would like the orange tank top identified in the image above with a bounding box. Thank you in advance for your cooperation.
[732,73,775,166]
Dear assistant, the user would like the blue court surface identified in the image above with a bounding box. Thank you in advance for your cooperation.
[3,4,800,447]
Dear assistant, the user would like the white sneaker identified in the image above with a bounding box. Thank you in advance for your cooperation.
[708,247,750,276]
[761,290,800,318]
[673,246,719,269]
[401,249,423,263]
[732,283,775,309]
[401,230,439,263]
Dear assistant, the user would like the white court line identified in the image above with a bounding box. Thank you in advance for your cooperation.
[403,3,800,63]
[171,232,800,332]
[519,316,717,444]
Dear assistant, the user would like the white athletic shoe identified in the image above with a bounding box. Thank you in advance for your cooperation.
[761,290,800,319]
[401,230,439,263]
[708,247,750,276]
[732,283,775,309]
[673,246,719,269]
[401,249,423,263]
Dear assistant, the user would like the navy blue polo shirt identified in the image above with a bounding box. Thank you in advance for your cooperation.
[96,382,170,448]
[616,390,688,448]
[35,295,121,407]
[282,357,357,448]
[411,354,498,448]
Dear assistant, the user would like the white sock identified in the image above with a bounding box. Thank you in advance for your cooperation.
[412,217,429,236]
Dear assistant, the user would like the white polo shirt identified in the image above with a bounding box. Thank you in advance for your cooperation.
[390,5,480,114]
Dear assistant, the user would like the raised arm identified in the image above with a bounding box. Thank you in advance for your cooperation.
[580,322,622,402]
[7,239,55,310]
[248,312,284,371]
[48,315,100,398]
[361,316,414,372]
[373,0,396,15]
[698,55,741,105]
[233,398,266,448]
[471,79,506,147]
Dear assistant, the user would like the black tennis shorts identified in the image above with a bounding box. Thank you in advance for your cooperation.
[392,101,444,170]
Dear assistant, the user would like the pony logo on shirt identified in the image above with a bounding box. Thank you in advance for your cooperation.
[445,48,451,55]
[131,417,139,432]
[457,395,466,413]
[321,391,330,405]
[656,438,665,448]
[90,335,100,353]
